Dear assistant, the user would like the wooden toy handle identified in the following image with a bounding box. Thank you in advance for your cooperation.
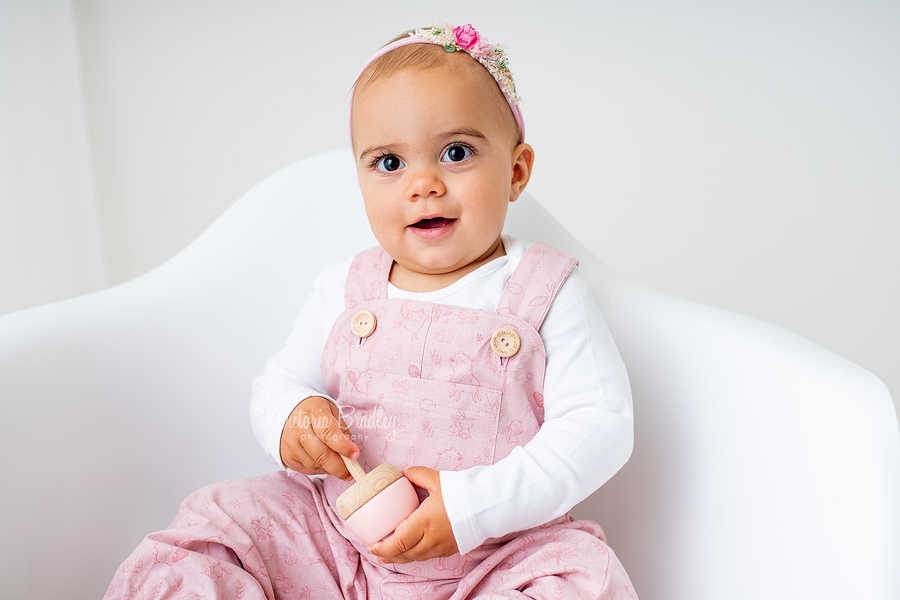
[341,454,367,482]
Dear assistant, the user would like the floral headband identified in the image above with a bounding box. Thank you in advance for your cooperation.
[349,22,525,140]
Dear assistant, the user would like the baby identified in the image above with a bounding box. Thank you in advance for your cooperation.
[106,22,637,599]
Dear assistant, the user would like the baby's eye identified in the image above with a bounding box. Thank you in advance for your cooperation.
[375,155,404,173]
[441,145,473,163]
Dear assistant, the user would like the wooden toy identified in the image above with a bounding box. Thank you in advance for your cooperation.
[336,455,420,545]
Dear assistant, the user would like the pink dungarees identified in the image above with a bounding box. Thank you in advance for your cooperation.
[105,242,637,600]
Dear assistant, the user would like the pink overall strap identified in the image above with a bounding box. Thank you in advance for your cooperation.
[344,246,393,309]
[497,241,578,331]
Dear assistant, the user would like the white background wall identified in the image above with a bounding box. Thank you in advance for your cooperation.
[2,0,898,418]
[0,0,105,314]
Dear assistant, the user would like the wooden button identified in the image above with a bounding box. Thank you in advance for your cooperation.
[491,327,520,358]
[351,310,377,338]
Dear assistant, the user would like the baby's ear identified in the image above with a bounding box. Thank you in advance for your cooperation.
[509,143,535,202]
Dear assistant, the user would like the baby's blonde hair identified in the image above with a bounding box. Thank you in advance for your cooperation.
[351,29,523,148]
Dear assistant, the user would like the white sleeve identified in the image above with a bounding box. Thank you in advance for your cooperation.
[249,260,349,468]
[439,267,634,555]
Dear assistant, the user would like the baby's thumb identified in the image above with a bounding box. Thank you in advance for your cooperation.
[402,465,439,492]
[328,404,358,458]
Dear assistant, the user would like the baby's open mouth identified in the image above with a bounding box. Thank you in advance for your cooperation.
[410,217,456,229]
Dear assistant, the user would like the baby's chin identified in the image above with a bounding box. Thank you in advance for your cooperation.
[396,243,502,286]
[387,254,475,291]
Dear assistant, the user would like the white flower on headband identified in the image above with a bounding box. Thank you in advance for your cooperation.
[408,22,521,105]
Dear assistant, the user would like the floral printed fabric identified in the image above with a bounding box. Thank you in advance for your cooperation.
[105,242,637,599]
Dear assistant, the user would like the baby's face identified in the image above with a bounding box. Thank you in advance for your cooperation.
[352,59,532,292]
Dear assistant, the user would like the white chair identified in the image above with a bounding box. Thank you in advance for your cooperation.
[1,149,897,599]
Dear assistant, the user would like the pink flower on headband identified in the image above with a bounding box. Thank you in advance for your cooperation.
[453,24,479,50]
[401,21,522,106]
[469,39,492,58]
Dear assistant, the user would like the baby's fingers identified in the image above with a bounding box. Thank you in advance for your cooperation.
[280,403,322,474]
[369,519,426,563]
[305,402,358,477]
[281,437,327,475]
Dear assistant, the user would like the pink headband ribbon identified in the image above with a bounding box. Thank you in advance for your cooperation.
[349,23,525,142]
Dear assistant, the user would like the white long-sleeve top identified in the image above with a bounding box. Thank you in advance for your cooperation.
[250,236,634,555]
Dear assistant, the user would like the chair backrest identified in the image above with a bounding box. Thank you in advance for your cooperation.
[1,149,897,599]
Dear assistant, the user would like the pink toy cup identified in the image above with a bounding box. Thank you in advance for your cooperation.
[345,476,419,545]
[336,458,420,545]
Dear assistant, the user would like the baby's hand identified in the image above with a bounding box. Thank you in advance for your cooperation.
[368,466,459,563]
[279,396,358,479]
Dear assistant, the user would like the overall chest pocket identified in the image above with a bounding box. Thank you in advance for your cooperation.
[340,369,501,474]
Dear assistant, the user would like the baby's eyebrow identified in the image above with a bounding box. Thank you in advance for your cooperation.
[438,128,488,141]
[358,144,403,161]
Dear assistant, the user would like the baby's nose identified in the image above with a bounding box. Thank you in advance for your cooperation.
[406,167,445,199]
